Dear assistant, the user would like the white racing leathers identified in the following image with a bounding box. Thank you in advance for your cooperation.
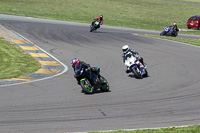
[123,52,145,74]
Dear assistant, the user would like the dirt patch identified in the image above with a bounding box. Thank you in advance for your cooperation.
[0,25,23,43]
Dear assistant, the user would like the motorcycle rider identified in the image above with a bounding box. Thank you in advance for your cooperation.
[122,45,145,74]
[170,23,179,35]
[91,15,103,29]
[71,58,100,84]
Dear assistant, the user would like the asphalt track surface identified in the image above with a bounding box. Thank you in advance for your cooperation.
[0,14,200,133]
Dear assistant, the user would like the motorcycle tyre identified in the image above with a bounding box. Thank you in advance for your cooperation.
[143,69,148,77]
[160,32,164,36]
[132,67,143,79]
[90,25,94,32]
[173,32,178,37]
[99,76,110,92]
[80,78,94,94]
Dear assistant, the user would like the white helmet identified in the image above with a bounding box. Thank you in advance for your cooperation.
[122,45,129,53]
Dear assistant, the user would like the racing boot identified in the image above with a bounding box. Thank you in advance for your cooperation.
[126,67,131,73]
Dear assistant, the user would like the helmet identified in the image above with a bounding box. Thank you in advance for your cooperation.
[173,23,176,25]
[99,15,103,20]
[122,45,129,53]
[71,58,80,67]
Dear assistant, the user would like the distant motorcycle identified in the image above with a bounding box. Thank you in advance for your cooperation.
[75,64,109,94]
[124,52,148,79]
[90,20,100,32]
[160,26,178,37]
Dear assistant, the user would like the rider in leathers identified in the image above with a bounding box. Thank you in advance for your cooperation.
[91,15,103,29]
[122,45,145,74]
[169,23,179,35]
[71,58,99,84]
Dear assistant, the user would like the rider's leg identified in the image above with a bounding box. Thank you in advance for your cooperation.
[126,67,131,73]
[136,61,145,75]
[139,57,144,65]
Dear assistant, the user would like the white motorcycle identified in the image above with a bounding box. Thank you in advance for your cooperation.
[124,52,148,79]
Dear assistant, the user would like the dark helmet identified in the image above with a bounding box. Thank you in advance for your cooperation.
[71,58,80,68]
[99,15,103,20]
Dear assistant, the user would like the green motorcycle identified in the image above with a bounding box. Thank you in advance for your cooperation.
[75,64,109,94]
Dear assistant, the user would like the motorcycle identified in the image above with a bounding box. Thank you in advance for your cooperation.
[160,26,178,37]
[124,53,148,79]
[90,20,100,32]
[74,64,109,94]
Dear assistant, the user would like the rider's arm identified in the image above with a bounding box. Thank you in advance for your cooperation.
[130,49,139,55]
[122,55,125,63]
[81,61,91,69]
[100,20,103,25]
[94,17,99,21]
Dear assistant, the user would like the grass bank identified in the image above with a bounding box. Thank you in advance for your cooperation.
[90,125,200,133]
[0,0,200,35]
[0,38,41,79]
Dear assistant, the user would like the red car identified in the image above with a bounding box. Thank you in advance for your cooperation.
[187,15,200,30]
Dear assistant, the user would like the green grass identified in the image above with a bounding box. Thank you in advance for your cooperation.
[90,125,200,133]
[0,38,41,79]
[141,34,200,46]
[0,0,199,35]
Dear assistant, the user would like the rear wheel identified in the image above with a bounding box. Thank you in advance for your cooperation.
[99,76,110,92]
[143,69,148,77]
[80,78,94,94]
[172,32,178,37]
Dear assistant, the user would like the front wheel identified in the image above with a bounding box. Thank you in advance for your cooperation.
[90,25,94,32]
[160,32,164,36]
[99,76,110,92]
[132,67,143,79]
[80,78,94,94]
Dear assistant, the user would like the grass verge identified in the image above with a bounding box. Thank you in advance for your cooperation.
[141,34,200,46]
[0,38,41,79]
[90,125,200,133]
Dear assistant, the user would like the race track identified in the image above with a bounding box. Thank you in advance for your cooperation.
[0,14,200,133]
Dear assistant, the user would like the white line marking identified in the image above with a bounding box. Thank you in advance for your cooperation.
[71,124,195,133]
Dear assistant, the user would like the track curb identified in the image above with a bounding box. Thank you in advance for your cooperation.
[0,28,68,86]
